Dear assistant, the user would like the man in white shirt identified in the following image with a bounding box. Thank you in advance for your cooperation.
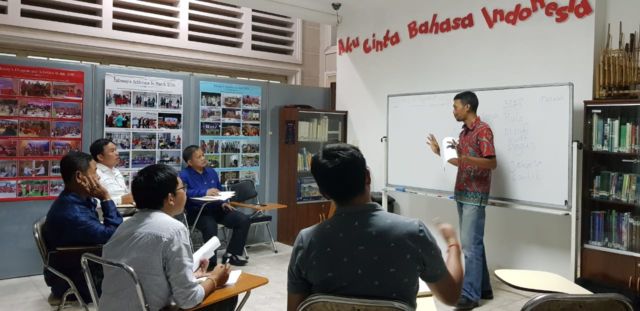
[90,138,133,205]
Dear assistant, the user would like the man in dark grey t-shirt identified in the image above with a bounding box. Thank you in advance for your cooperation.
[287,144,464,310]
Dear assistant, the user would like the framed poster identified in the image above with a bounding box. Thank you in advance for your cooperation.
[0,64,84,201]
[104,73,183,185]
[199,81,261,185]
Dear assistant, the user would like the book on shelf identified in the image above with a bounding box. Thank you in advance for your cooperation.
[296,176,323,201]
[297,147,313,172]
[592,171,640,203]
[297,116,339,142]
[591,113,640,153]
[589,210,637,252]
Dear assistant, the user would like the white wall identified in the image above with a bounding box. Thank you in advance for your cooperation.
[336,0,596,279]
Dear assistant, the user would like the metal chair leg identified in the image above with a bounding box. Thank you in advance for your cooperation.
[235,290,251,311]
[266,223,278,253]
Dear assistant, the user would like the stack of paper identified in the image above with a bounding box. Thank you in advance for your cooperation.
[200,191,235,201]
[441,137,458,169]
[192,236,221,272]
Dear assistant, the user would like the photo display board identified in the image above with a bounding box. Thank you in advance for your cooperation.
[199,81,261,185]
[104,73,184,185]
[0,64,84,201]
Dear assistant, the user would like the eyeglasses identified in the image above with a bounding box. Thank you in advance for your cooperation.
[176,186,186,192]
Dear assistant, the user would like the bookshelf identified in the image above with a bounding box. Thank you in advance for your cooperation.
[277,107,347,245]
[581,99,640,294]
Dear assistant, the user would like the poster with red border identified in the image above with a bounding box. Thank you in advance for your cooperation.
[0,64,84,202]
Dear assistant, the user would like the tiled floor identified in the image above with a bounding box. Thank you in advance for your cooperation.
[0,242,538,310]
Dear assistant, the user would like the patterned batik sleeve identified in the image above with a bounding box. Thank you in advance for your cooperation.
[478,127,496,158]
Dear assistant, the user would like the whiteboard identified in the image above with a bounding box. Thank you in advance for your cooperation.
[386,84,573,210]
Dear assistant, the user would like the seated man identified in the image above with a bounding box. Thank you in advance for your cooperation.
[287,144,464,310]
[101,164,236,311]
[180,145,250,266]
[90,138,133,205]
[44,151,123,304]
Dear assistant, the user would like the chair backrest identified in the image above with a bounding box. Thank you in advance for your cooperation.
[521,293,634,311]
[81,253,150,311]
[297,294,414,311]
[226,179,258,203]
[33,216,48,264]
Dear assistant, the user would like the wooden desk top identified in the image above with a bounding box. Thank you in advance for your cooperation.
[495,269,592,295]
[230,202,287,212]
[185,272,268,310]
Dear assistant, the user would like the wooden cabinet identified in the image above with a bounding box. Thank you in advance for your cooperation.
[277,107,347,245]
[581,99,640,295]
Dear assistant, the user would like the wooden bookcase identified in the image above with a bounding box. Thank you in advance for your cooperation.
[277,107,347,245]
[581,99,640,294]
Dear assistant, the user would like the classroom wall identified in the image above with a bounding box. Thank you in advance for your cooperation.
[336,0,596,279]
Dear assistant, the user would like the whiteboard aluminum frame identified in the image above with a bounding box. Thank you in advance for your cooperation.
[385,83,574,211]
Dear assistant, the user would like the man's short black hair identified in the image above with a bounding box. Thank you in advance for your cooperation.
[60,151,93,184]
[89,138,113,162]
[310,143,367,205]
[454,91,479,113]
[182,145,200,163]
[131,164,178,210]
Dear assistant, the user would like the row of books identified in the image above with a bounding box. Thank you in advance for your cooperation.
[591,113,640,153]
[592,171,640,204]
[297,147,313,172]
[297,176,323,202]
[298,117,342,142]
[588,210,640,252]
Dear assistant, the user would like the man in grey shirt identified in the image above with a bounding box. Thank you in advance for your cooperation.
[287,144,463,310]
[100,164,236,311]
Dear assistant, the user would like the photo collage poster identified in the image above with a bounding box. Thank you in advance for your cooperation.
[104,73,183,187]
[199,81,261,186]
[0,64,84,201]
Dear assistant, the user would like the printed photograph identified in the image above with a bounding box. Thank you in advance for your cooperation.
[0,99,17,116]
[222,93,242,108]
[20,80,52,97]
[220,140,240,153]
[201,92,221,107]
[241,154,259,167]
[105,89,131,107]
[49,180,65,197]
[131,111,158,129]
[0,119,18,137]
[158,113,182,130]
[19,160,49,177]
[239,170,258,184]
[0,140,17,157]
[205,155,220,168]
[159,93,182,110]
[0,160,17,177]
[200,139,219,154]
[52,102,81,119]
[50,160,61,176]
[242,124,260,136]
[200,122,220,136]
[0,181,17,198]
[222,123,241,136]
[19,140,50,156]
[241,142,259,153]
[0,78,17,96]
[19,99,51,117]
[221,108,241,122]
[105,109,131,128]
[158,150,181,168]
[132,132,156,150]
[201,107,221,122]
[52,121,81,137]
[52,82,83,99]
[131,151,156,168]
[17,180,48,197]
[19,120,50,137]
[106,132,131,150]
[51,140,81,156]
[159,132,181,150]
[241,110,260,123]
[132,91,157,108]
[117,151,130,169]
[220,171,239,185]
[241,95,261,109]
[221,154,240,168]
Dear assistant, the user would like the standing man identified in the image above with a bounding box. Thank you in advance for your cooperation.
[427,91,497,310]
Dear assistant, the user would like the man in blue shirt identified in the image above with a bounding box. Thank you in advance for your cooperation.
[180,145,250,266]
[44,151,123,304]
